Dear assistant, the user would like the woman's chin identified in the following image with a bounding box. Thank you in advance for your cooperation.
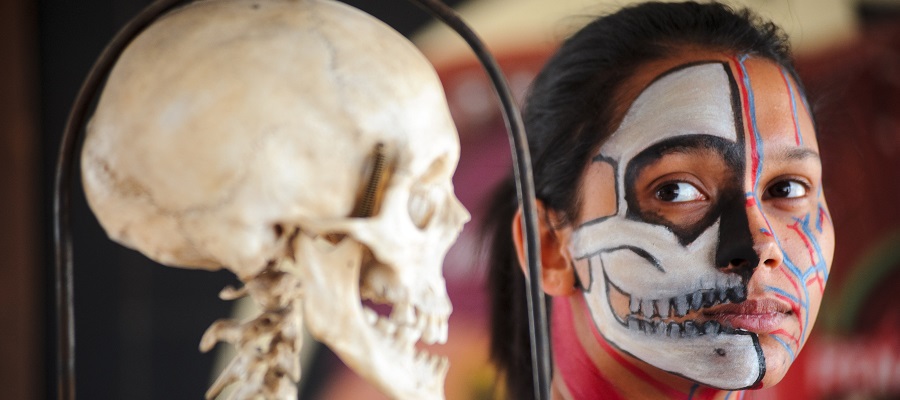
[756,334,795,388]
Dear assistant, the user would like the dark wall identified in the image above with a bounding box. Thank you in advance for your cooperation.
[37,1,464,399]
[0,0,40,399]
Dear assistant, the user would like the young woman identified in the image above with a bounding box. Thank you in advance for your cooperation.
[485,2,835,399]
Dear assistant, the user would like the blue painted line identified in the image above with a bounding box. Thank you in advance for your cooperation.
[782,255,813,339]
[736,56,765,190]
[764,285,801,304]
[688,384,699,399]
[816,208,824,233]
[796,214,829,282]
[773,335,797,361]
[780,68,804,146]
[781,250,804,278]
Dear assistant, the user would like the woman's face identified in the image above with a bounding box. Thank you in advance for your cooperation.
[567,53,835,389]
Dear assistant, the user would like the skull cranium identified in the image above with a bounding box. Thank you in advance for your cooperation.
[81,0,469,398]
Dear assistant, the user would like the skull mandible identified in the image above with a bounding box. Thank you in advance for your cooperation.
[81,0,469,398]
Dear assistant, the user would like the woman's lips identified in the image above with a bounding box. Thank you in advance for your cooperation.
[702,298,792,333]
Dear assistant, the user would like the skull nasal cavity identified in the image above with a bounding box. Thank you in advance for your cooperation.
[728,258,750,269]
[715,199,760,280]
[716,244,759,280]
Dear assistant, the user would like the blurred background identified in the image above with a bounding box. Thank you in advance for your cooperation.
[2,0,898,399]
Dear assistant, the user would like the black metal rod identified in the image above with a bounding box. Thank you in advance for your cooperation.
[55,1,550,399]
[53,1,194,399]
[404,1,551,399]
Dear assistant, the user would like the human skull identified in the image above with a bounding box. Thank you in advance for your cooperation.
[81,0,469,398]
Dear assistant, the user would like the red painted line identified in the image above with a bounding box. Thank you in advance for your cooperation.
[808,273,825,294]
[729,56,760,188]
[771,289,804,335]
[695,386,719,400]
[818,206,830,224]
[817,206,830,233]
[553,297,624,400]
[804,276,823,295]
[769,329,800,348]
[745,197,775,237]
[574,296,686,399]
[779,70,801,146]
[805,273,824,294]
[775,269,803,305]
[788,221,817,265]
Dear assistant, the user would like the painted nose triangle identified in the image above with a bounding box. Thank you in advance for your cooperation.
[715,193,760,282]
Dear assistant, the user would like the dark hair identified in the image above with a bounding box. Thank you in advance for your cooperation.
[483,2,801,398]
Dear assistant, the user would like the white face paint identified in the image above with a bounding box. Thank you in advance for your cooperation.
[570,62,765,389]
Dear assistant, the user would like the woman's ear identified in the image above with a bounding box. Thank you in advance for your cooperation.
[512,200,577,296]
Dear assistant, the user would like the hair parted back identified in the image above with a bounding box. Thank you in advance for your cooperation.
[482,2,803,398]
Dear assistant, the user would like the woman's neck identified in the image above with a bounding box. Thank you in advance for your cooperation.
[550,295,750,400]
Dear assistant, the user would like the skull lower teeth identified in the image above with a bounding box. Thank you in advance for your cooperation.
[607,274,749,337]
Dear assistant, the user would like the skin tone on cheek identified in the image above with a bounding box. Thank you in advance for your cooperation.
[530,51,836,399]
[728,55,835,386]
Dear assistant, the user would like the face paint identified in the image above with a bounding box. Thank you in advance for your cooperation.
[728,55,833,386]
[568,58,834,390]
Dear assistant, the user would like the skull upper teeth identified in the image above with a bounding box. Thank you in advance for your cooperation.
[364,308,378,325]
[393,301,415,325]
[607,275,748,337]
[361,298,448,377]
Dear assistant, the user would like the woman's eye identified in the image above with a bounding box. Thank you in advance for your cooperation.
[655,182,704,202]
[767,180,808,199]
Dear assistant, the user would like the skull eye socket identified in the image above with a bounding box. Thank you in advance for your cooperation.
[408,187,436,229]
[407,155,450,229]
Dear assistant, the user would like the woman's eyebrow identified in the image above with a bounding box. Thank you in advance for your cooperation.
[658,143,719,156]
[773,147,821,162]
[656,139,734,158]
[625,135,736,167]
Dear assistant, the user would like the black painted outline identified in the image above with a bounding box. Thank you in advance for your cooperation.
[637,60,733,97]
[577,61,766,389]
[715,61,760,279]
[586,311,765,390]
[576,245,663,273]
[578,256,597,294]
[587,268,766,390]
[622,134,743,245]
[578,154,619,229]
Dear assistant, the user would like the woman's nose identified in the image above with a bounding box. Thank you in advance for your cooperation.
[746,201,784,270]
[714,195,782,279]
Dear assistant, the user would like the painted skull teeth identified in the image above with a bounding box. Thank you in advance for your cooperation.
[608,273,748,337]
[623,317,739,338]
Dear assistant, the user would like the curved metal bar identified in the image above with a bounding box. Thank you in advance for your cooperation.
[53,1,195,398]
[403,1,550,399]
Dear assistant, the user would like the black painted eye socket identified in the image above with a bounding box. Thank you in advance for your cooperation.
[766,180,807,199]
[624,134,741,246]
